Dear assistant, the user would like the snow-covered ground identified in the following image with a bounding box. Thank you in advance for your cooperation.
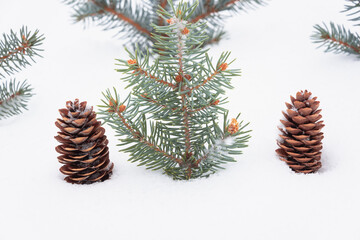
[1,0,360,239]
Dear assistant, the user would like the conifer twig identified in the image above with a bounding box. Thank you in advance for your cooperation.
[190,0,238,23]
[312,22,360,57]
[0,27,44,77]
[312,1,360,58]
[190,0,264,23]
[99,1,251,180]
[0,79,33,120]
[89,0,152,37]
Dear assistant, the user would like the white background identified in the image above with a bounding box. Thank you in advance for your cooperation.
[1,0,360,239]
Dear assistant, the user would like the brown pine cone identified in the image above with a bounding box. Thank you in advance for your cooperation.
[276,90,324,173]
[55,99,114,184]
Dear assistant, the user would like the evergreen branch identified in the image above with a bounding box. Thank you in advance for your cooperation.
[101,1,250,179]
[0,27,44,77]
[89,0,151,36]
[101,90,183,165]
[312,22,360,57]
[0,79,33,120]
[190,0,265,23]
[64,0,153,48]
[343,0,360,25]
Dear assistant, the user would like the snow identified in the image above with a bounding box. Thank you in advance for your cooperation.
[1,0,360,239]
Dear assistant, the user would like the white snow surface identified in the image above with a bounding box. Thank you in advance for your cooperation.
[1,0,360,239]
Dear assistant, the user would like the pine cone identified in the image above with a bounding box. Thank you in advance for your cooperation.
[55,99,114,184]
[276,90,324,173]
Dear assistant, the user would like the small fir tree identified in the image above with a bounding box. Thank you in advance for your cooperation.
[312,0,360,58]
[0,27,44,120]
[99,0,251,180]
[64,0,265,50]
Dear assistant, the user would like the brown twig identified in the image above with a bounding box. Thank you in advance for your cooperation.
[177,32,191,155]
[176,31,193,177]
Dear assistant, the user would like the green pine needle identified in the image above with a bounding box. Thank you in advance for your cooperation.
[0,79,33,120]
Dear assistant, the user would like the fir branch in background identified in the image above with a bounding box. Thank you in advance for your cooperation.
[313,23,360,56]
[64,0,265,50]
[0,79,33,120]
[312,0,360,58]
[343,0,360,24]
[98,1,251,180]
[0,27,44,77]
[64,0,154,49]
[0,27,44,120]
[190,0,264,23]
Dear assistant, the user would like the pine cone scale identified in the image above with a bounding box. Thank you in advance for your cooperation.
[276,90,324,174]
[79,125,95,135]
[55,99,113,184]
